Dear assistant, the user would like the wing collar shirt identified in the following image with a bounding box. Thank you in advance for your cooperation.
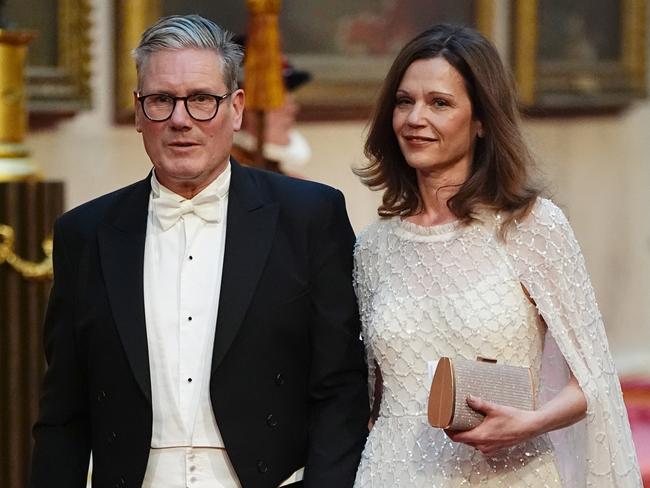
[144,163,230,449]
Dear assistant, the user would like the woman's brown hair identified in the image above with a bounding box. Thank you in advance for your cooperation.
[356,24,540,234]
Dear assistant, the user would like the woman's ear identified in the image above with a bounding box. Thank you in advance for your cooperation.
[475,120,484,138]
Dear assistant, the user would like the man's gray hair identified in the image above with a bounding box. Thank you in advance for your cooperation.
[133,14,243,92]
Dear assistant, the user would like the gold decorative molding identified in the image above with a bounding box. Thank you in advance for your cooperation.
[512,0,538,106]
[0,30,34,144]
[59,0,92,103]
[0,165,42,182]
[0,29,39,181]
[622,0,647,96]
[513,0,647,111]
[0,142,29,159]
[476,0,496,41]
[0,224,52,280]
[115,0,162,122]
[26,0,92,113]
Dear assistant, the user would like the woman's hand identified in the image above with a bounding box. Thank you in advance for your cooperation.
[446,375,587,456]
[445,395,541,456]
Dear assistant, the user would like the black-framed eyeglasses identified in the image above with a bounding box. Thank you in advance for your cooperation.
[137,92,232,121]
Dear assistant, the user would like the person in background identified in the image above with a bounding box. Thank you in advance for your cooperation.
[232,35,313,176]
[352,24,641,487]
[29,14,368,488]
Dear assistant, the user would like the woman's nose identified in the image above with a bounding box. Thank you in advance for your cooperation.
[406,103,426,125]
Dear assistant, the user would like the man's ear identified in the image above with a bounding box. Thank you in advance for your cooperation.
[134,91,143,133]
[231,89,245,131]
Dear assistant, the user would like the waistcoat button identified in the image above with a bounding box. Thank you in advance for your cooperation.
[266,413,278,427]
[257,459,269,473]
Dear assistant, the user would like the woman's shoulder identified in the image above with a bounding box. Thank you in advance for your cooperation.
[513,197,570,232]
[355,217,394,253]
[506,197,582,261]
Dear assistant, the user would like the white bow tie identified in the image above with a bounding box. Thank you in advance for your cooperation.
[153,192,223,230]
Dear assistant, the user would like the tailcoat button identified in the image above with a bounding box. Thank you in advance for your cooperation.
[274,373,285,386]
[266,413,278,428]
[257,459,269,473]
[108,431,118,443]
[97,390,107,402]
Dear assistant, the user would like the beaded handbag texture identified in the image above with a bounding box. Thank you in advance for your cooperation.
[428,357,535,430]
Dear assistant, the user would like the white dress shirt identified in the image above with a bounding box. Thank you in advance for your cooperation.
[142,164,238,487]
[144,165,229,448]
[140,163,302,487]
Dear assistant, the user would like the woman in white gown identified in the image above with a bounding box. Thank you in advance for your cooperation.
[353,24,641,487]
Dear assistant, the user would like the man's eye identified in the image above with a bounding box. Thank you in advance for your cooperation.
[192,94,210,103]
[151,95,172,104]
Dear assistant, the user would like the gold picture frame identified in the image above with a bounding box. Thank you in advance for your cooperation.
[280,0,496,120]
[512,0,647,113]
[4,0,93,115]
[114,0,496,122]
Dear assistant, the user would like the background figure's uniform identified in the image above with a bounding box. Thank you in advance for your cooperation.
[231,129,312,176]
[30,160,369,488]
[232,34,313,177]
[353,198,641,487]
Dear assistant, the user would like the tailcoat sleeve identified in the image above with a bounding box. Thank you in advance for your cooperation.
[506,198,642,487]
[30,218,91,488]
[303,189,369,487]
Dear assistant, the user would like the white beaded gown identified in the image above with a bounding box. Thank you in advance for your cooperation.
[353,198,642,487]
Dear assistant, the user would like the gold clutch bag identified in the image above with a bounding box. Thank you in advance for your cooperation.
[427,357,535,431]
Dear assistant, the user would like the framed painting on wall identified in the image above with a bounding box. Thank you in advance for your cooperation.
[512,0,646,113]
[3,0,92,118]
[114,0,496,122]
[273,0,496,120]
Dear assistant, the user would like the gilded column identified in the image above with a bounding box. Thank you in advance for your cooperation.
[0,25,64,488]
[0,30,36,181]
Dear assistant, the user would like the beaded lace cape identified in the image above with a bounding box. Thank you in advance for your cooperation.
[353,198,641,487]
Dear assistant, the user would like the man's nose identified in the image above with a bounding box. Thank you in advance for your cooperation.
[169,99,193,127]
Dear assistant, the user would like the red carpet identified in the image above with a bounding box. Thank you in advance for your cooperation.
[622,378,650,487]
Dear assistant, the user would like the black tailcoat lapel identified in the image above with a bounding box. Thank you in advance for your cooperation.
[98,178,152,402]
[211,162,279,373]
[95,163,278,400]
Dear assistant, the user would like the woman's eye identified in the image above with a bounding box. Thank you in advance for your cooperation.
[433,99,449,108]
[395,97,412,106]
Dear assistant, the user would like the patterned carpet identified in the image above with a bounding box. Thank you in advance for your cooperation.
[622,378,650,487]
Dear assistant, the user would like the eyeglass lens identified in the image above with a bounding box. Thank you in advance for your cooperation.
[143,94,223,121]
